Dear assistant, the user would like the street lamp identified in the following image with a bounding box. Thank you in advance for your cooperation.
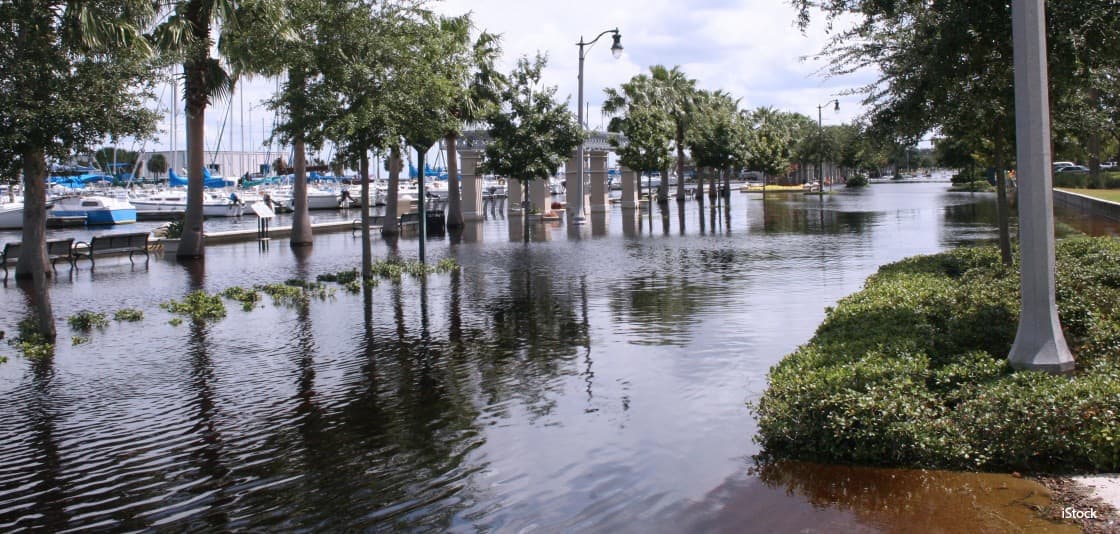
[818,99,839,195]
[573,28,623,224]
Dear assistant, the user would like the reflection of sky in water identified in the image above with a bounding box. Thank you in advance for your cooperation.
[0,182,1101,531]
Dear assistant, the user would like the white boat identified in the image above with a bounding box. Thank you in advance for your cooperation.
[52,193,137,225]
[0,200,24,229]
[132,189,245,217]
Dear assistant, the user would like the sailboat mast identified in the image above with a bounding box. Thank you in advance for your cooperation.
[170,73,178,176]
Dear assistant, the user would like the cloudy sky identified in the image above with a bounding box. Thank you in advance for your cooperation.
[144,0,875,162]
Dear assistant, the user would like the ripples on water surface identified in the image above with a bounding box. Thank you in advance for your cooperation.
[0,183,1095,531]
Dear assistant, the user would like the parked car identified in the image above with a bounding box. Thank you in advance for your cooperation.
[1102,161,1117,170]
[1056,165,1090,173]
[1052,161,1076,171]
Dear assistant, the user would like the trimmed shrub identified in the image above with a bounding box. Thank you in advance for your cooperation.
[753,237,1120,472]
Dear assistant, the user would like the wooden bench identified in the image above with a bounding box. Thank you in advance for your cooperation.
[1,238,76,280]
[73,232,152,268]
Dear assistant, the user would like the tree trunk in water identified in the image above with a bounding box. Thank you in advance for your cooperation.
[994,135,1012,266]
[675,125,686,201]
[696,168,705,207]
[415,148,427,263]
[446,132,463,229]
[382,145,401,236]
[16,147,55,340]
[360,152,372,279]
[709,168,719,200]
[723,167,732,198]
[289,69,313,247]
[522,179,530,243]
[659,166,669,203]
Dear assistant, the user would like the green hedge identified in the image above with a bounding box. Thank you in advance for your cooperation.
[753,237,1120,472]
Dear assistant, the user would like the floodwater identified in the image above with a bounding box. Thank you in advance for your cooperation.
[0,181,1098,531]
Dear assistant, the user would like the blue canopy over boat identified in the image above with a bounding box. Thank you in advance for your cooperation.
[169,168,236,188]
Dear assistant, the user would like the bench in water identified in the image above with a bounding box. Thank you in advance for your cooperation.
[1,238,76,280]
[73,232,152,268]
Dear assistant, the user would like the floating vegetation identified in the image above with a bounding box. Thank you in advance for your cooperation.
[11,319,52,360]
[68,310,109,331]
[254,279,334,307]
[221,286,262,312]
[168,318,183,327]
[113,308,144,322]
[161,291,227,323]
[72,336,90,346]
[318,269,374,294]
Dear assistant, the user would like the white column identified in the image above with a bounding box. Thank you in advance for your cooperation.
[620,166,638,209]
[530,178,549,214]
[1008,0,1074,373]
[589,151,609,213]
[508,178,523,214]
[565,152,582,216]
[461,150,484,221]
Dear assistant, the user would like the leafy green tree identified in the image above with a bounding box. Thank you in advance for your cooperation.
[147,153,168,179]
[1,1,161,339]
[482,54,581,241]
[226,0,317,247]
[742,107,805,183]
[319,0,419,277]
[686,90,744,202]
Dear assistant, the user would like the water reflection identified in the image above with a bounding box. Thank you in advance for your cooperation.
[1,183,1107,531]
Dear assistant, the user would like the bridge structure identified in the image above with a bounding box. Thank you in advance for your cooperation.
[451,130,642,221]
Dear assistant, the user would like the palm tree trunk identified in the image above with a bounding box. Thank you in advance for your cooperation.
[16,146,55,341]
[416,147,427,263]
[696,168,705,206]
[290,68,313,247]
[382,145,401,236]
[676,126,686,201]
[446,132,463,229]
[178,101,206,258]
[360,151,372,279]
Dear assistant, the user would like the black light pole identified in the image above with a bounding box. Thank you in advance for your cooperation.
[818,99,839,196]
[574,28,623,224]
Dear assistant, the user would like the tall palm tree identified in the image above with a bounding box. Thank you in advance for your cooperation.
[648,65,698,202]
[158,0,239,259]
[443,21,503,229]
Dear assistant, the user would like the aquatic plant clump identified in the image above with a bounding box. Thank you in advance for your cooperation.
[753,237,1120,473]
[113,308,144,322]
[68,310,109,331]
[221,286,262,311]
[254,280,334,307]
[161,291,227,323]
[10,319,53,360]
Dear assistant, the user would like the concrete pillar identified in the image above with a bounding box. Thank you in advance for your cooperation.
[530,178,549,214]
[589,151,609,213]
[508,178,523,214]
[591,210,608,236]
[460,150,484,221]
[1008,0,1074,373]
[621,206,639,237]
[565,152,584,216]
[462,220,483,243]
[620,166,639,209]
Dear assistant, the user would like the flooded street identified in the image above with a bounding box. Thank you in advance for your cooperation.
[0,182,1097,531]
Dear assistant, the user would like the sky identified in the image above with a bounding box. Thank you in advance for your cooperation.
[141,0,876,165]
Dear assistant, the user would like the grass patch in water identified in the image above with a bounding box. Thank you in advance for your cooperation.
[161,291,227,323]
[753,237,1120,473]
[113,308,144,322]
[68,310,109,331]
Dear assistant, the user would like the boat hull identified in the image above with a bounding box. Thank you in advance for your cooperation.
[0,204,24,229]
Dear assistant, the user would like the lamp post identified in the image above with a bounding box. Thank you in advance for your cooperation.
[574,28,623,224]
[817,99,839,196]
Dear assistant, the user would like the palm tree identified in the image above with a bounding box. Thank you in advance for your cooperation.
[443,21,503,229]
[649,65,698,202]
[158,0,240,259]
